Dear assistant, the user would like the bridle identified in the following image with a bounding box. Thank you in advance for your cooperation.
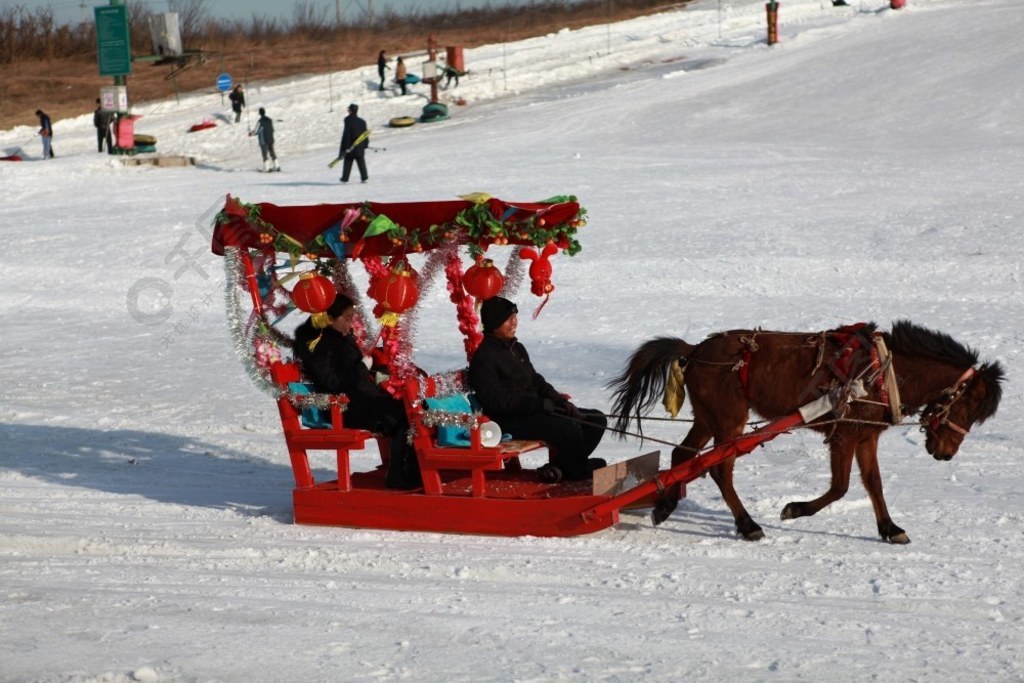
[920,367,976,438]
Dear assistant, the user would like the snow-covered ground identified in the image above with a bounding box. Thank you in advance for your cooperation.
[2,0,1022,680]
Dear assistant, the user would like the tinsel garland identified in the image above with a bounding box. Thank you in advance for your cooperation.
[499,246,526,299]
[222,247,340,413]
[329,258,372,349]
[409,370,480,430]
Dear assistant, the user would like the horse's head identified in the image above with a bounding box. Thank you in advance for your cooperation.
[921,362,1004,460]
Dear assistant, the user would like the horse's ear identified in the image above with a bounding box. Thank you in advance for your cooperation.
[973,361,1005,423]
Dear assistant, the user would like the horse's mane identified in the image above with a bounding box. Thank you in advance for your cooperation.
[885,319,1004,423]
[884,319,979,368]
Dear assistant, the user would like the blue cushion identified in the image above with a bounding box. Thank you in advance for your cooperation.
[423,393,474,447]
[287,382,332,429]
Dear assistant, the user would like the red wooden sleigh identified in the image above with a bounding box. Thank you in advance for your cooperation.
[213,194,815,536]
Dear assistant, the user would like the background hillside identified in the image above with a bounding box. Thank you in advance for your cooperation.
[0,0,683,131]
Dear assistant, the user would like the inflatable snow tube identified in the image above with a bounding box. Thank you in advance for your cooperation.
[420,102,449,123]
[405,73,422,85]
[389,116,417,128]
[134,134,157,146]
[135,144,157,153]
[189,121,217,133]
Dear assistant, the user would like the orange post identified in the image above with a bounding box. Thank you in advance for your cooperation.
[766,1,780,46]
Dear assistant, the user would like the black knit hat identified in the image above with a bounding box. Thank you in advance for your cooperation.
[480,297,517,332]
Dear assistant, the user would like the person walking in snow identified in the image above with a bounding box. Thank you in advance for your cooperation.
[229,85,245,123]
[395,56,408,96]
[377,50,390,91]
[251,107,279,172]
[35,109,54,159]
[93,98,113,153]
[467,296,608,483]
[338,103,369,183]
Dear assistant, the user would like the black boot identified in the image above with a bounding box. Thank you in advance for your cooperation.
[385,440,421,490]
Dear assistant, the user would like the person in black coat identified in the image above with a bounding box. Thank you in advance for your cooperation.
[229,85,245,123]
[293,293,421,490]
[467,297,607,482]
[338,103,369,183]
[377,50,390,91]
[251,107,279,172]
[35,109,54,159]
[93,99,113,153]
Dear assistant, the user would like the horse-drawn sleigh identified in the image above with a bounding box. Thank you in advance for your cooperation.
[211,194,1003,541]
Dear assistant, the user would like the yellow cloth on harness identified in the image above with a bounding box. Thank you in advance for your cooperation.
[662,359,687,418]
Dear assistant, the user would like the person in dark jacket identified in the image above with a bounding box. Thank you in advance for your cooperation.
[93,99,113,153]
[251,107,279,172]
[293,293,421,490]
[377,50,390,91]
[467,297,607,482]
[338,103,369,183]
[229,85,245,123]
[35,109,54,159]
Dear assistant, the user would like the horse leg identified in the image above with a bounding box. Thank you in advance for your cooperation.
[852,433,910,544]
[708,456,764,541]
[780,433,856,523]
[651,422,711,526]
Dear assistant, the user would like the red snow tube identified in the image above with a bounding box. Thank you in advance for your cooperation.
[189,121,217,133]
[0,155,22,162]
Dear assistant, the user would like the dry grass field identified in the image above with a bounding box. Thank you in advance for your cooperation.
[1,1,684,132]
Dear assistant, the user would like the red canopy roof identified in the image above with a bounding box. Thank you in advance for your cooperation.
[211,194,584,258]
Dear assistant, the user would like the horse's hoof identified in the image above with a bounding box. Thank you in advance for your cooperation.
[737,517,764,541]
[886,532,911,545]
[780,502,804,520]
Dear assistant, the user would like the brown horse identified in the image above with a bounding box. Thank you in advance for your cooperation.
[608,321,1004,544]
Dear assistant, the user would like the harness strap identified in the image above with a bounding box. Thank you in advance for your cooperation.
[872,335,903,424]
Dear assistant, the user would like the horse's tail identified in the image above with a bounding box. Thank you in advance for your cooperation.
[607,336,695,438]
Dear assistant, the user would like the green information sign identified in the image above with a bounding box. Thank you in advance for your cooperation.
[95,5,132,77]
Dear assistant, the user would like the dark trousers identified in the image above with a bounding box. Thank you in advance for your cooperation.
[344,395,420,488]
[501,408,606,479]
[341,152,368,182]
[260,143,276,161]
[97,127,112,152]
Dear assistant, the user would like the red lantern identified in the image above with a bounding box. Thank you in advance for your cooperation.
[369,261,419,326]
[292,272,336,313]
[463,258,504,301]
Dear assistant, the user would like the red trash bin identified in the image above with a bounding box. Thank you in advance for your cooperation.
[446,46,464,73]
[115,115,138,149]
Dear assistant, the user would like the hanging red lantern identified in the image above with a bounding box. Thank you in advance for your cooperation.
[369,260,419,327]
[463,258,504,301]
[291,271,336,313]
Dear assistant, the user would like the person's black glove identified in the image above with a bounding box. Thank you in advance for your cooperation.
[562,402,581,419]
